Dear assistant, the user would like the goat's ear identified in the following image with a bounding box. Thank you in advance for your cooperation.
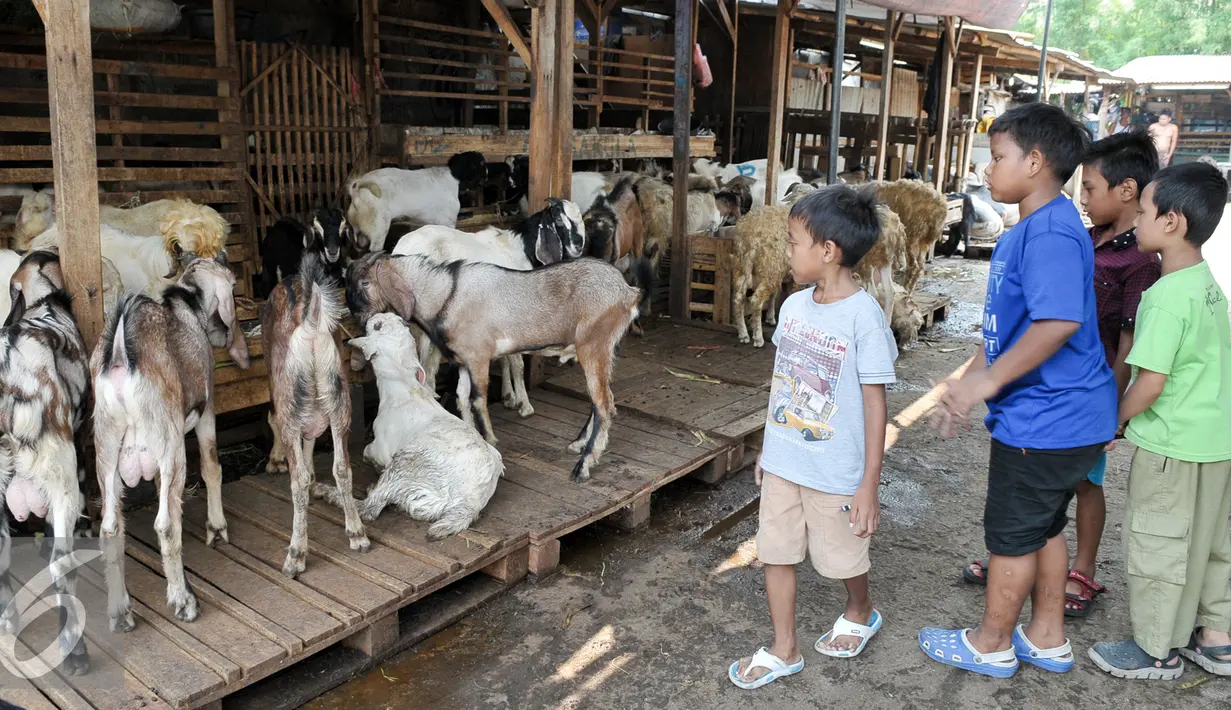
[356,181,382,199]
[613,254,632,272]
[307,218,323,250]
[414,366,426,385]
[373,259,416,319]
[534,221,563,266]
[4,286,25,328]
[214,277,250,370]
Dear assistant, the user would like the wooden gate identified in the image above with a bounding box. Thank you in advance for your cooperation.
[239,42,370,248]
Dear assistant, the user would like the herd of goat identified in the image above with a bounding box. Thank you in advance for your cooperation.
[0,150,954,675]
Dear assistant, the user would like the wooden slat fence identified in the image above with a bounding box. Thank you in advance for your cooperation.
[239,42,369,250]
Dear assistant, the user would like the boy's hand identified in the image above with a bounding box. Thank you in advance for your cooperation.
[850,484,879,538]
[942,370,1001,419]
[754,455,763,486]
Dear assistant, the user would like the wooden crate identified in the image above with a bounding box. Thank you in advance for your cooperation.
[913,291,952,330]
[689,229,735,325]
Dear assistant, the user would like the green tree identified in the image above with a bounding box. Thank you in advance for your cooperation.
[1015,0,1231,71]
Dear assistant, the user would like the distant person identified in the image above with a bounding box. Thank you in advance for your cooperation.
[922,103,1114,679]
[1089,162,1231,680]
[1149,109,1179,167]
[1112,109,1133,135]
[958,131,1161,622]
[729,185,897,689]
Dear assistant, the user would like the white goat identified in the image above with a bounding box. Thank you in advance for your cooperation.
[517,171,611,218]
[347,252,640,482]
[391,199,586,418]
[0,250,91,674]
[317,314,503,539]
[92,257,250,629]
[345,151,488,251]
[692,158,803,206]
[0,248,123,321]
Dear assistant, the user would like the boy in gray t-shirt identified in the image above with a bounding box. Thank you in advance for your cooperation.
[730,186,898,690]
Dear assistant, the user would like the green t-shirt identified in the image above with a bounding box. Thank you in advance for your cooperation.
[1125,261,1231,463]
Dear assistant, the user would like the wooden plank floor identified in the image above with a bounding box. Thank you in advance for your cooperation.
[3,387,727,710]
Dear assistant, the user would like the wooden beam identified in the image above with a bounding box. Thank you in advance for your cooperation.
[714,0,736,42]
[553,0,575,199]
[725,0,738,163]
[764,0,791,206]
[527,0,556,209]
[36,0,104,349]
[891,11,905,42]
[874,11,895,180]
[481,0,534,71]
[577,0,600,43]
[668,0,695,320]
[934,17,955,191]
[827,0,846,184]
[959,51,983,180]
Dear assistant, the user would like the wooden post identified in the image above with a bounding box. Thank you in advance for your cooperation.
[364,0,380,169]
[933,17,954,191]
[552,0,575,199]
[959,51,983,184]
[35,0,104,349]
[763,0,791,207]
[726,0,739,163]
[874,11,896,180]
[667,0,695,320]
[528,1,558,210]
[827,0,846,184]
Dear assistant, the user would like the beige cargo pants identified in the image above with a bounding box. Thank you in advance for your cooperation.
[1125,448,1231,658]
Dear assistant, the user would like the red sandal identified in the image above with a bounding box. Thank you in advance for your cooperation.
[1064,570,1107,618]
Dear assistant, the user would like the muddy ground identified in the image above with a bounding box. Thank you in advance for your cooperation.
[304,234,1231,708]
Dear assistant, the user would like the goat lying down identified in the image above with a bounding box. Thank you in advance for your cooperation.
[0,250,91,675]
[262,254,370,578]
[392,198,586,418]
[92,256,250,629]
[317,314,503,539]
[347,253,641,482]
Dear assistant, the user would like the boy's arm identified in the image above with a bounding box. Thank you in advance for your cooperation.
[1113,330,1135,397]
[852,383,886,538]
[1119,369,1166,426]
[1120,304,1184,428]
[1115,258,1161,398]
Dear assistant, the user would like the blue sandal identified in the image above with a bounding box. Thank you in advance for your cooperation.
[1178,628,1231,676]
[919,627,1019,678]
[1012,624,1075,673]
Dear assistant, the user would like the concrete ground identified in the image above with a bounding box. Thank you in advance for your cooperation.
[305,212,1231,709]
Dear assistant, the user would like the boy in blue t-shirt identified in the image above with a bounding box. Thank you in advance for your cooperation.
[919,103,1119,678]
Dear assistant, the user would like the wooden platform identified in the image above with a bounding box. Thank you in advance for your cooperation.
[913,292,953,329]
[2,387,729,709]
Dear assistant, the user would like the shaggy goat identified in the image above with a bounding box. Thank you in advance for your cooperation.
[262,253,370,578]
[317,314,503,539]
[851,204,906,324]
[345,151,487,250]
[0,250,91,674]
[92,256,250,630]
[257,209,355,299]
[16,196,229,256]
[347,252,640,482]
[869,180,948,295]
[392,199,587,417]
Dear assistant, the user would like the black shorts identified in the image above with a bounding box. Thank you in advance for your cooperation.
[984,439,1106,557]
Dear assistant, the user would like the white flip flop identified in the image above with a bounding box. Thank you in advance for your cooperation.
[815,609,883,658]
[728,647,805,689]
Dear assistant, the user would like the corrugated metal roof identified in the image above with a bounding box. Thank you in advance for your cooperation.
[1115,55,1231,86]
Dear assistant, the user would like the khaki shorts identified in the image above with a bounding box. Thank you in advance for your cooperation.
[756,471,870,579]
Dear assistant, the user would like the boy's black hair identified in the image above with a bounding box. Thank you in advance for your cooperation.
[988,102,1091,182]
[1160,108,1173,118]
[1149,162,1228,247]
[1082,130,1159,193]
[788,184,881,267]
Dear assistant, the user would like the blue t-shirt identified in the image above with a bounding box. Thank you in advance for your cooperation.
[982,195,1117,449]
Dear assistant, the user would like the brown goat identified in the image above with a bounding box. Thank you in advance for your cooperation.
[262,253,370,578]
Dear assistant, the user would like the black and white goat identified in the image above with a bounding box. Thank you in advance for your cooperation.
[92,256,250,630]
[262,253,370,578]
[347,251,640,482]
[0,249,91,675]
[257,208,356,299]
[345,151,488,251]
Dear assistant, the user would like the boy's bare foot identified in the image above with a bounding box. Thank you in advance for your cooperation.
[816,603,874,653]
[734,643,801,683]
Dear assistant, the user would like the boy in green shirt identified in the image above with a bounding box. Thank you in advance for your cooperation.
[1089,162,1231,680]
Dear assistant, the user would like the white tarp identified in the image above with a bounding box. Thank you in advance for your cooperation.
[793,0,1030,31]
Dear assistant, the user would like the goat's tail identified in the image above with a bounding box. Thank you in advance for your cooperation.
[97,293,145,371]
[297,252,346,334]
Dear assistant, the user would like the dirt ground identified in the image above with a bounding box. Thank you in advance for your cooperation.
[305,226,1231,709]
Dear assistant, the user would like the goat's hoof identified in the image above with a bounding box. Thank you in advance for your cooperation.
[518,404,535,419]
[630,322,644,337]
[738,335,751,345]
[61,648,89,677]
[566,440,585,455]
[752,339,765,349]
[484,435,499,446]
[205,523,228,548]
[282,551,306,578]
[265,458,289,475]
[502,395,519,410]
[569,461,591,483]
[348,533,371,552]
[109,609,135,633]
[172,593,200,623]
